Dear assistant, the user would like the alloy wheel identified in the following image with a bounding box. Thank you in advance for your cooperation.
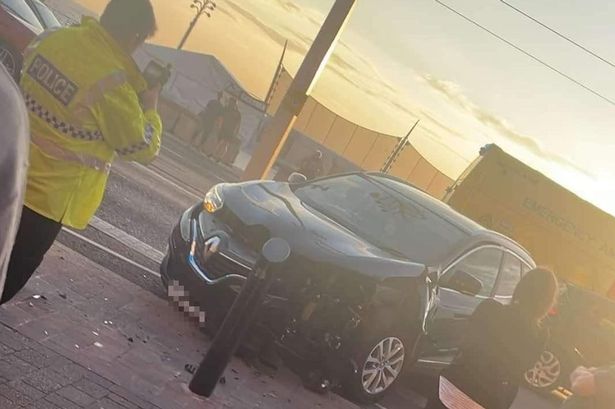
[525,350,561,389]
[361,336,405,395]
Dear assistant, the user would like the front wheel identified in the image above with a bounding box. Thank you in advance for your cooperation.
[345,334,407,402]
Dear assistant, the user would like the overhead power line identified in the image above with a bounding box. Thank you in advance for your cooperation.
[434,0,615,107]
[499,0,615,70]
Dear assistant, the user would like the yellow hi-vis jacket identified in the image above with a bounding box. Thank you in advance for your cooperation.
[20,17,162,229]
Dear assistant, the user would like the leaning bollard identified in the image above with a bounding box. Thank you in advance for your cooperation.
[189,237,291,397]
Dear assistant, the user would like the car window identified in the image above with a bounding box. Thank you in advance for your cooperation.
[293,174,469,265]
[443,247,503,297]
[31,0,60,28]
[0,0,43,29]
[496,252,522,298]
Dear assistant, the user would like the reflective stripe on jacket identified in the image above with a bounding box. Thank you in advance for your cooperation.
[20,17,162,229]
[439,377,485,409]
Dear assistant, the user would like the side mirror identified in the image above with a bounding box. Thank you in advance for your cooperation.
[446,270,483,297]
[288,172,307,184]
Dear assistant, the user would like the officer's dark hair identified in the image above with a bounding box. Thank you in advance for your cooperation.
[512,267,558,323]
[100,0,157,44]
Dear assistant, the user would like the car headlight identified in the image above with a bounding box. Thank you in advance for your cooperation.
[203,185,224,214]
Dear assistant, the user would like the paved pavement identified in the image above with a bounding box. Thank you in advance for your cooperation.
[0,243,357,409]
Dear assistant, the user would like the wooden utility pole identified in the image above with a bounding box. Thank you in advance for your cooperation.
[242,0,357,181]
[178,0,216,50]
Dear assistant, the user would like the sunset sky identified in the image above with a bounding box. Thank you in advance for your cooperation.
[67,0,615,215]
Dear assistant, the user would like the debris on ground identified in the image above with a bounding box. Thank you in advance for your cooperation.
[128,337,134,343]
[59,293,67,300]
[185,364,197,374]
[219,376,226,385]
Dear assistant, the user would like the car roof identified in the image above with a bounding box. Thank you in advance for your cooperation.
[364,172,535,264]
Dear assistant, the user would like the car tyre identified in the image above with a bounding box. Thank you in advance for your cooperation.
[344,332,408,403]
[0,42,22,81]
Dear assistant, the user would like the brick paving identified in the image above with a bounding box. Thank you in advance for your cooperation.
[0,244,358,409]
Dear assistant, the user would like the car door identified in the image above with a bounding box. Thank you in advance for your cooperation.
[493,251,523,305]
[418,245,504,366]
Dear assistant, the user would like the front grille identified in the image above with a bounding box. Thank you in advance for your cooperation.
[203,252,252,279]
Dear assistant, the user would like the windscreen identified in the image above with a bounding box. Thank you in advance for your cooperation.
[294,174,469,265]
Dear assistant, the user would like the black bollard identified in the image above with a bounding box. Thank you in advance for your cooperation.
[189,237,291,397]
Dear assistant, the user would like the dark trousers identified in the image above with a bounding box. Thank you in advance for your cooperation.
[1,207,61,304]
[425,379,448,409]
[425,398,447,409]
[193,123,215,147]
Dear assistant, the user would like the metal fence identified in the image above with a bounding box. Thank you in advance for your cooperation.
[267,68,454,199]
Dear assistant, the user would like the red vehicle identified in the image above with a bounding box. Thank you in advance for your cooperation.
[0,0,60,79]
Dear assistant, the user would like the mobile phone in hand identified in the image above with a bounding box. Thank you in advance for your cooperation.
[143,61,171,89]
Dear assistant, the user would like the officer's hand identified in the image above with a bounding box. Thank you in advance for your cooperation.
[141,83,161,112]
[572,371,597,397]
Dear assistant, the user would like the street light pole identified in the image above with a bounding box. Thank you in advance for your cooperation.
[178,0,216,50]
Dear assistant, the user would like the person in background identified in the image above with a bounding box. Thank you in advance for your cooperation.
[0,65,29,299]
[193,91,224,150]
[427,268,558,409]
[2,0,162,304]
[213,97,241,164]
[561,365,615,409]
[298,150,324,180]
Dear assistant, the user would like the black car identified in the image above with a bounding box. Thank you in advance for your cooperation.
[161,172,535,401]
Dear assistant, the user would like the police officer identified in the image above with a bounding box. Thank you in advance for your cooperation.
[1,0,162,304]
